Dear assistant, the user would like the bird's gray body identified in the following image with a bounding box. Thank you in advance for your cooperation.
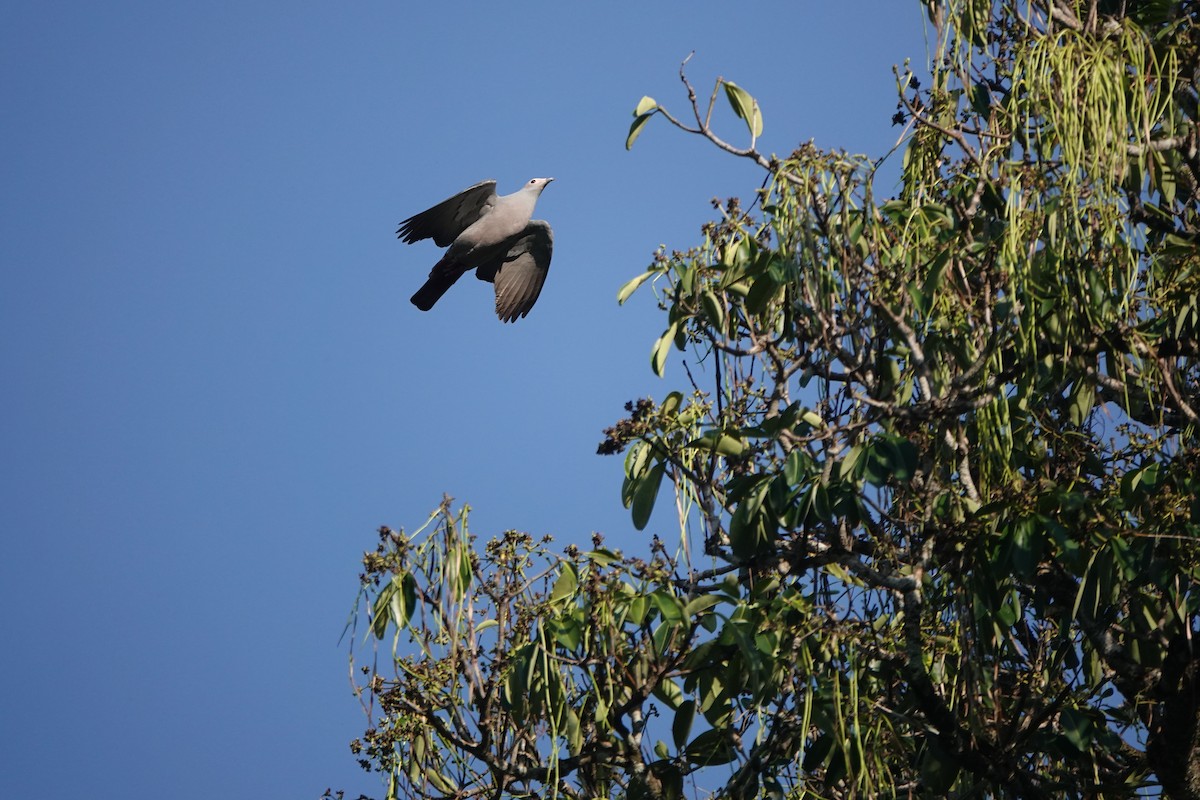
[398,178,554,322]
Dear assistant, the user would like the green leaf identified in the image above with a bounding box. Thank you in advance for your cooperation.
[720,236,752,269]
[783,449,810,485]
[372,579,396,639]
[1067,381,1095,426]
[625,440,652,485]
[586,547,621,566]
[678,264,697,297]
[662,391,683,415]
[701,289,726,333]
[631,461,666,530]
[1060,708,1093,753]
[672,700,696,750]
[754,628,780,656]
[649,760,684,800]
[650,588,686,624]
[427,770,458,794]
[651,323,678,376]
[996,588,1020,627]
[1009,518,1044,580]
[402,570,417,612]
[684,593,723,618]
[634,95,658,116]
[919,738,961,793]
[864,435,918,486]
[672,321,687,350]
[697,668,729,715]
[450,543,472,601]
[804,481,832,523]
[627,593,649,625]
[1138,463,1162,490]
[389,572,417,630]
[549,563,578,604]
[685,728,737,766]
[617,270,654,304]
[744,273,779,314]
[564,707,583,755]
[922,249,951,303]
[554,616,582,651]
[970,80,991,115]
[802,732,834,771]
[653,677,685,709]
[722,80,763,138]
[729,477,772,561]
[686,432,746,457]
[652,619,678,656]
[626,112,655,150]
[504,653,530,714]
[456,546,470,592]
[1157,155,1178,206]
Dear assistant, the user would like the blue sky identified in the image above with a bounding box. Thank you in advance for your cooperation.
[1,2,927,797]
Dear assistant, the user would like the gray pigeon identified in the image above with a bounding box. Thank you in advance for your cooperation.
[398,178,554,322]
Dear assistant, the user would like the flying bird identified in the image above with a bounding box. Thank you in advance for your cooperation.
[397,178,554,322]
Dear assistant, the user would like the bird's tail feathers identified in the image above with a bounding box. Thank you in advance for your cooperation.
[409,256,463,311]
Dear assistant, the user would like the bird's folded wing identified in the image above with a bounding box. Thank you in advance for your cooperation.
[477,221,553,323]
[396,180,497,246]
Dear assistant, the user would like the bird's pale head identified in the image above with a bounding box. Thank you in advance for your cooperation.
[524,177,554,194]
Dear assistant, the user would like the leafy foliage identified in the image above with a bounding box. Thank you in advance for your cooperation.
[344,2,1200,798]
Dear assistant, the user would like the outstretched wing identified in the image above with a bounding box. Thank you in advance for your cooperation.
[476,220,553,323]
[397,180,497,247]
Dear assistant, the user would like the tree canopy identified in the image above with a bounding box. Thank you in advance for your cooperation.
[342,2,1200,798]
